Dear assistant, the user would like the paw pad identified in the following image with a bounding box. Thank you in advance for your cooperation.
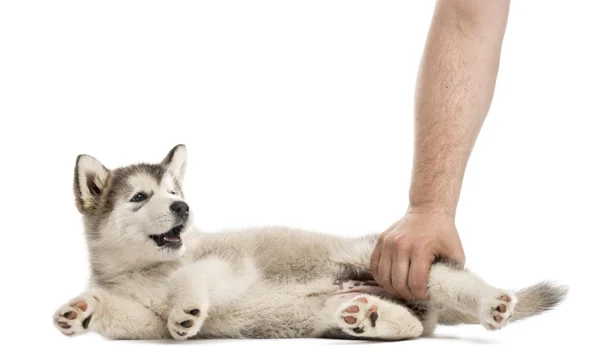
[168,307,204,340]
[74,301,88,312]
[53,296,96,337]
[63,311,77,320]
[345,305,359,313]
[338,295,379,336]
[479,292,517,331]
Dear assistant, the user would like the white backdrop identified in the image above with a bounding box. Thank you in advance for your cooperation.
[1,1,597,357]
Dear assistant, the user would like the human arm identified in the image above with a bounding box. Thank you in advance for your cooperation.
[370,0,511,301]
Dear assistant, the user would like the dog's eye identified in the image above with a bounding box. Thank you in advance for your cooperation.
[170,191,177,195]
[130,192,148,202]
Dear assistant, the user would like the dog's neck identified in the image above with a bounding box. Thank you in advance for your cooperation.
[88,249,182,291]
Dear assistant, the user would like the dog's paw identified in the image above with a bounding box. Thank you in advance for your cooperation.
[53,294,99,337]
[336,295,379,336]
[334,294,424,340]
[479,293,517,330]
[168,307,204,340]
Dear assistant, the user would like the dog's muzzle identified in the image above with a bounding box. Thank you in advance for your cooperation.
[149,224,184,249]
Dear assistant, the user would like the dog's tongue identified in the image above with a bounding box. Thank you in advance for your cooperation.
[164,233,181,243]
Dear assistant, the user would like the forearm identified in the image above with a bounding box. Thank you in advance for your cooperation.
[409,0,510,216]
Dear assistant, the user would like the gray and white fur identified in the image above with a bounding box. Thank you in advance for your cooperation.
[53,144,568,341]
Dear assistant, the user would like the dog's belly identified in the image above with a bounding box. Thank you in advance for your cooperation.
[195,279,390,339]
[333,279,387,296]
[308,279,388,298]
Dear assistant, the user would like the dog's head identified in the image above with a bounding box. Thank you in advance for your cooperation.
[73,144,193,268]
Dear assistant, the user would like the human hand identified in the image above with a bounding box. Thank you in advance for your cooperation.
[370,207,465,301]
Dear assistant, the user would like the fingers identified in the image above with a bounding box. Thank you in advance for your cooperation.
[369,236,384,278]
[373,237,399,296]
[407,251,435,301]
[372,234,415,300]
[373,212,464,301]
[391,246,414,300]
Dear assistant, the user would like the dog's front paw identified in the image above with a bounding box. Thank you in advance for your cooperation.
[168,306,205,340]
[53,294,99,337]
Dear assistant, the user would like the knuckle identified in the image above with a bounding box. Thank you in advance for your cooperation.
[383,235,395,246]
[393,236,408,250]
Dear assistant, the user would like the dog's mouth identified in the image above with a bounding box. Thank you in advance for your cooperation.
[149,225,184,248]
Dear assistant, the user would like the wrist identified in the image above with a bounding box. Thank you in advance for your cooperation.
[406,202,456,219]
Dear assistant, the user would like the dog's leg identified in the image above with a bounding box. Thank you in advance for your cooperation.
[329,234,565,331]
[166,255,259,340]
[428,263,516,330]
[328,235,515,331]
[316,293,423,341]
[53,289,168,339]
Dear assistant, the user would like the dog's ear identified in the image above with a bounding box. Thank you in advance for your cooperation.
[161,144,187,184]
[73,154,110,213]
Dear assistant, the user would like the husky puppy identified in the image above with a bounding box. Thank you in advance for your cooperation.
[53,144,567,341]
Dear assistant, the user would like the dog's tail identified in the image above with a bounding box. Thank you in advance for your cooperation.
[510,281,568,322]
[438,281,568,326]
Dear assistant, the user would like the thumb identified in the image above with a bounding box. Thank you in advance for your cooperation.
[446,242,466,268]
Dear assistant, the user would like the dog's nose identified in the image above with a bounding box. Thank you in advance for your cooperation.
[170,201,189,219]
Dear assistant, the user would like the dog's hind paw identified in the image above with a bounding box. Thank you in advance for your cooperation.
[337,295,379,336]
[334,294,423,340]
[479,292,517,330]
